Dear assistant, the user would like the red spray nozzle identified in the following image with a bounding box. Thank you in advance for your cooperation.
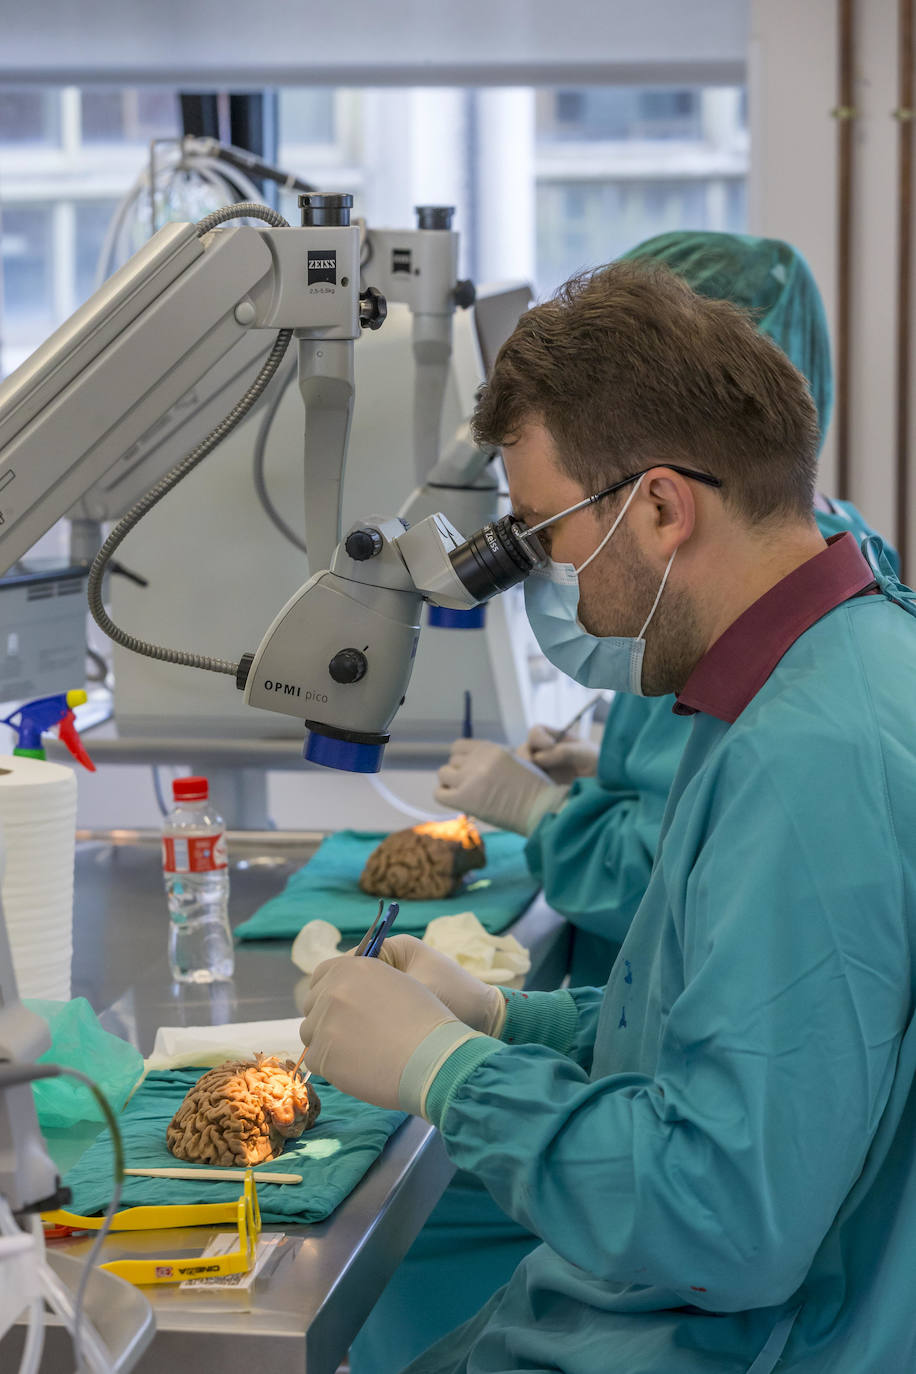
[58,710,96,772]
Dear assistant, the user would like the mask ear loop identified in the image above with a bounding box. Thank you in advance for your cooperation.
[574,475,646,576]
[638,546,677,639]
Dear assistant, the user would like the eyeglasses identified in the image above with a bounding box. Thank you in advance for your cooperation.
[520,464,723,539]
[44,1169,262,1286]
[445,465,722,606]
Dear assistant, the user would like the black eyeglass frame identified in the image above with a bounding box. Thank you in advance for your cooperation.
[519,464,723,539]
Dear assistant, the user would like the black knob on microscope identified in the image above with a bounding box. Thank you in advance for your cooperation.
[299,192,352,227]
[344,527,383,560]
[415,205,455,231]
[328,648,368,684]
[454,279,476,309]
[359,286,387,331]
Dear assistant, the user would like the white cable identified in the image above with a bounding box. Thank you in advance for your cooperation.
[38,1261,113,1374]
[94,140,263,287]
[192,158,261,205]
[70,1181,122,1374]
[368,771,450,823]
[0,1199,45,1374]
[16,1216,47,1374]
[16,1294,43,1374]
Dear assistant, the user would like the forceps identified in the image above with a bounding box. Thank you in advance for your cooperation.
[354,899,401,957]
[292,900,401,1085]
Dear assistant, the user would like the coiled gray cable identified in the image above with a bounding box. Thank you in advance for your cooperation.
[87,202,293,677]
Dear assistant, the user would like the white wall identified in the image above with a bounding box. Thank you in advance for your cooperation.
[749,0,912,565]
[71,757,451,833]
[0,1,747,86]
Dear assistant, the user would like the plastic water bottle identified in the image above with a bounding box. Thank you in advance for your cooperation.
[162,776,234,983]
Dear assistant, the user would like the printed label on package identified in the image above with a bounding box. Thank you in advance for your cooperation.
[162,833,228,874]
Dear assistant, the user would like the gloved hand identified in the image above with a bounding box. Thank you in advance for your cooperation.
[377,934,507,1037]
[300,956,477,1113]
[520,725,600,784]
[434,738,567,834]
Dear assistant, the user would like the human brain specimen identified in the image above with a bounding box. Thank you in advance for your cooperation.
[359,816,486,901]
[167,1055,321,1166]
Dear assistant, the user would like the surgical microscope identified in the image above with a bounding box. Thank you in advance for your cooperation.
[0,190,551,1369]
[0,193,545,773]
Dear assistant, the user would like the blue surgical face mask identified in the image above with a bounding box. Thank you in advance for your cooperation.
[523,475,677,695]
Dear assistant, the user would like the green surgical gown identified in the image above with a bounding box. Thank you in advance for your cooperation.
[406,585,916,1374]
[350,226,897,1372]
[526,501,896,988]
[349,509,895,1374]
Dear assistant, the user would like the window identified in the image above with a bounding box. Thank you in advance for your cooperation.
[80,89,179,144]
[537,86,705,143]
[538,179,710,287]
[0,204,55,347]
[0,88,185,374]
[74,200,120,303]
[533,85,747,293]
[278,89,337,148]
[0,88,61,146]
[0,83,748,376]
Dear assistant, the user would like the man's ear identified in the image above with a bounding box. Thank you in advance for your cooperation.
[644,470,696,552]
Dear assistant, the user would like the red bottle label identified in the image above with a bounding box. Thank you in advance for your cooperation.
[162,833,228,874]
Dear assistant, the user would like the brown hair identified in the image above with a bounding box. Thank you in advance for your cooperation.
[472,260,820,524]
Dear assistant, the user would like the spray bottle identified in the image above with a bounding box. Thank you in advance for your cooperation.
[2,692,96,772]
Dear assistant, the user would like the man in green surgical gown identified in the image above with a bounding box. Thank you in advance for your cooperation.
[306,257,916,1373]
[349,232,899,1374]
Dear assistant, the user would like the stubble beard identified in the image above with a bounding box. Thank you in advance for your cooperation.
[578,523,706,697]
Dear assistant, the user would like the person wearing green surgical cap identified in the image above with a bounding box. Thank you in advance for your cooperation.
[347,232,899,1374]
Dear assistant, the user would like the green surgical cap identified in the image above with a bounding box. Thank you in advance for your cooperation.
[620,231,833,454]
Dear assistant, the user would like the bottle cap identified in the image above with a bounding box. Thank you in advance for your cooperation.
[173,776,208,801]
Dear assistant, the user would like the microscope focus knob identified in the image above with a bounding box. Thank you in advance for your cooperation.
[328,648,368,684]
[454,278,476,310]
[359,286,387,331]
[345,527,383,560]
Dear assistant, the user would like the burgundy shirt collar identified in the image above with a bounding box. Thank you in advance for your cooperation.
[674,533,877,723]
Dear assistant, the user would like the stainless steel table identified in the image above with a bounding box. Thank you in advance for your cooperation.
[8,829,569,1373]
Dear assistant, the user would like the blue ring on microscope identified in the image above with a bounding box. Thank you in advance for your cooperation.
[428,605,486,629]
[304,733,385,773]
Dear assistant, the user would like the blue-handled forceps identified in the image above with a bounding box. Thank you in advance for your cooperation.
[354,900,401,958]
[293,901,400,1085]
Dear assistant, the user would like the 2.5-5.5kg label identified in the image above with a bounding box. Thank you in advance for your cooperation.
[162,833,228,874]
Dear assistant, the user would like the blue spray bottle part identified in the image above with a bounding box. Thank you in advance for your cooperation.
[2,691,96,771]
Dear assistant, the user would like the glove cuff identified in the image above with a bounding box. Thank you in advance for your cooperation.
[524,783,570,835]
[398,1021,487,1118]
[482,983,509,1038]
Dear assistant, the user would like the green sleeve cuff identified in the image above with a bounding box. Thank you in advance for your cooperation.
[524,783,570,836]
[499,987,579,1053]
[422,990,582,1127]
[423,1034,506,1127]
[398,1022,484,1117]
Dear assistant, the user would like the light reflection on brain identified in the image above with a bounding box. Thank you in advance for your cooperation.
[167,1054,321,1166]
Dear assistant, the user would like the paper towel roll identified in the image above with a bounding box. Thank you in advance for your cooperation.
[0,754,78,1000]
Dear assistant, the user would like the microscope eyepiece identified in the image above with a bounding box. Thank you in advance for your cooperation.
[448,515,547,601]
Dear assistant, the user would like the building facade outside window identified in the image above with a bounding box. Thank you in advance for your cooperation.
[534,86,747,292]
[0,87,181,374]
[0,83,748,377]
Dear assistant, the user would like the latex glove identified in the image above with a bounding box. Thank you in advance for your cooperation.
[300,956,479,1113]
[377,934,507,1036]
[435,738,567,834]
[520,725,600,784]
